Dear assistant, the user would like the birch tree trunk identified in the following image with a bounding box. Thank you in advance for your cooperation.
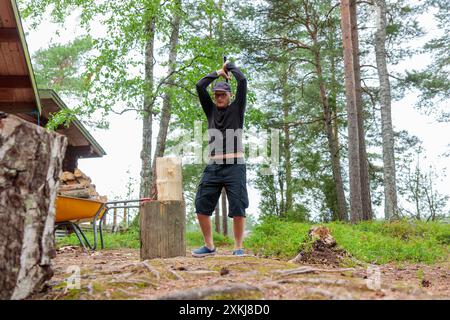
[214,203,221,233]
[150,0,181,199]
[221,188,228,236]
[0,113,67,300]
[374,0,399,220]
[140,11,158,199]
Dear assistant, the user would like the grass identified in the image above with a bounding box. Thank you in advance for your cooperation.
[186,230,233,247]
[56,218,449,264]
[244,217,450,264]
[57,227,140,249]
[57,227,233,249]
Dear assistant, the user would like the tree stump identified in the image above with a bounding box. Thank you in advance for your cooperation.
[290,226,350,267]
[140,201,186,259]
[0,113,67,299]
[140,157,186,259]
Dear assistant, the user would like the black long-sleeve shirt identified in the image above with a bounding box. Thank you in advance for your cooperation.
[196,62,247,157]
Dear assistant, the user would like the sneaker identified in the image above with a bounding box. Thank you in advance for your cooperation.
[192,245,216,258]
[232,249,245,256]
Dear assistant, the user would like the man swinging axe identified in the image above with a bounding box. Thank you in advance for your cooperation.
[192,58,249,257]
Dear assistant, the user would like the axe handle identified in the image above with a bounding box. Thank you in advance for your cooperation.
[223,56,229,83]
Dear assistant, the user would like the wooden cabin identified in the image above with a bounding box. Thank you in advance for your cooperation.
[0,0,105,171]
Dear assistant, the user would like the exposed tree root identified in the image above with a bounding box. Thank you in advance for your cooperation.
[303,288,353,300]
[274,266,354,276]
[141,261,161,280]
[167,268,184,281]
[275,277,351,286]
[155,283,261,300]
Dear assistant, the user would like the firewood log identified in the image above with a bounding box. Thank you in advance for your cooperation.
[60,171,76,182]
[76,178,91,187]
[59,189,91,199]
[58,184,87,192]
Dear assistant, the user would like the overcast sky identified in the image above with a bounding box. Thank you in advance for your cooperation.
[22,2,449,221]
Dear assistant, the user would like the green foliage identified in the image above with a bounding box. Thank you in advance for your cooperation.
[21,0,240,128]
[32,36,93,94]
[45,106,82,130]
[403,70,450,121]
[284,204,310,223]
[19,0,449,224]
[230,0,353,221]
[245,218,450,264]
[401,0,449,121]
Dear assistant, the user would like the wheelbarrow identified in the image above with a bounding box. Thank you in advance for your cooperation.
[54,195,152,251]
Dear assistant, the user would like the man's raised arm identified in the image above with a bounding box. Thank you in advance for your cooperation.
[196,71,219,116]
[225,62,247,112]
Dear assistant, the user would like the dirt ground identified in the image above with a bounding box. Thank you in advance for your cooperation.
[31,247,449,300]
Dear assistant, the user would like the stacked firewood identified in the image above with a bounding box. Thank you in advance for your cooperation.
[58,168,107,202]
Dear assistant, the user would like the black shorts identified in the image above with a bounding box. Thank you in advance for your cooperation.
[195,160,249,218]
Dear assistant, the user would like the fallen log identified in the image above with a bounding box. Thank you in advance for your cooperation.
[0,113,67,300]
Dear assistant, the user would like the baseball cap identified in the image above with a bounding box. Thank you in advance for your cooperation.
[212,81,231,92]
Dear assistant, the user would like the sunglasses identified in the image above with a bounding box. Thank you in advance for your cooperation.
[214,92,229,98]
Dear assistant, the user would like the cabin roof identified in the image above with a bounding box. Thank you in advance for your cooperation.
[0,0,41,115]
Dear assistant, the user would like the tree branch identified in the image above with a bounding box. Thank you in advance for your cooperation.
[361,64,404,81]
[261,37,311,50]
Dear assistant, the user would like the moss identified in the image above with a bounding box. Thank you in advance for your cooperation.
[416,268,425,281]
[107,280,151,289]
[61,288,84,300]
[51,281,68,291]
[108,289,133,300]
[302,293,328,300]
[340,257,362,269]
[92,281,107,293]
[208,291,263,300]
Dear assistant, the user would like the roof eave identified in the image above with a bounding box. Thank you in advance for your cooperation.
[11,0,42,114]
[39,89,107,157]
